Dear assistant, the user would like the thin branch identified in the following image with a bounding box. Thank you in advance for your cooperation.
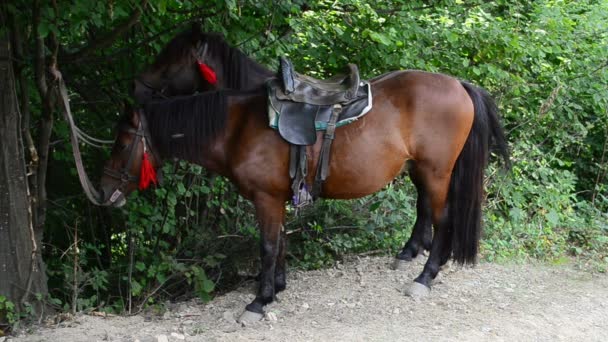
[64,17,201,65]
[592,124,608,206]
[32,0,47,96]
[128,232,134,314]
[72,220,79,315]
[62,0,149,63]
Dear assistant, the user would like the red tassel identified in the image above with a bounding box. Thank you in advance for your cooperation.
[139,152,158,190]
[197,61,217,85]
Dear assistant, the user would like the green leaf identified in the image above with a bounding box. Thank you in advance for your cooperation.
[131,280,143,296]
[546,210,560,227]
[135,262,146,272]
[369,32,392,46]
[202,279,215,293]
[38,21,51,38]
[369,201,383,212]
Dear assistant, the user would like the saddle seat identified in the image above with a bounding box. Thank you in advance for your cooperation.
[268,57,372,146]
[278,57,361,105]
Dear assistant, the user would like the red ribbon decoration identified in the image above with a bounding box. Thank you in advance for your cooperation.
[139,152,158,190]
[197,61,217,85]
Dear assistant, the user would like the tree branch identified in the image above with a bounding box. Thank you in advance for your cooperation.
[62,0,149,63]
[32,0,47,96]
[9,12,38,166]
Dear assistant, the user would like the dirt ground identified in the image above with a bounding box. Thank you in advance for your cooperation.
[8,256,608,342]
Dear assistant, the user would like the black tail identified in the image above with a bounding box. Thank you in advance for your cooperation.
[448,82,510,264]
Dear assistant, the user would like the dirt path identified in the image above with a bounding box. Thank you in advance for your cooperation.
[11,256,608,341]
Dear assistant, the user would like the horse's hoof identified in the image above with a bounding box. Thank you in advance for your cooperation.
[404,281,430,298]
[237,310,264,324]
[391,258,410,270]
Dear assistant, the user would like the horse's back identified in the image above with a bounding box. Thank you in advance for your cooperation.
[370,69,475,157]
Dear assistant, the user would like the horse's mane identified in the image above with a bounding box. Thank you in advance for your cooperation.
[201,33,276,89]
[152,29,275,89]
[142,91,228,162]
[151,29,196,68]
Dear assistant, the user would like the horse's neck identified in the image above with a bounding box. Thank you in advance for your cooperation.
[220,50,275,90]
[247,61,276,88]
[195,92,266,176]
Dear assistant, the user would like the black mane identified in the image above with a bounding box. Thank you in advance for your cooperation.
[142,91,228,162]
[151,29,196,68]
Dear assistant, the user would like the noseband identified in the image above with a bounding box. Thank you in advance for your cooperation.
[135,77,171,100]
[102,111,158,204]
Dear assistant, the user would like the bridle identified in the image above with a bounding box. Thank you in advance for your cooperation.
[102,110,159,205]
[135,42,211,102]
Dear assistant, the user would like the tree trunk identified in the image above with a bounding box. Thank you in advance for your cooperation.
[0,27,48,322]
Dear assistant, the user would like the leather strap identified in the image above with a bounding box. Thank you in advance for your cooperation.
[57,78,104,205]
[313,104,341,197]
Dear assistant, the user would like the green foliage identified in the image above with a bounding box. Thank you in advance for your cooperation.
[45,161,258,312]
[287,179,417,268]
[0,295,17,325]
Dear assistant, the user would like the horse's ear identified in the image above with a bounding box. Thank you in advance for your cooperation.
[121,100,138,126]
[190,23,203,43]
[130,109,140,127]
[121,100,132,115]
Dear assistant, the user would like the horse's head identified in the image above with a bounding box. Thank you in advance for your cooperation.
[99,108,160,207]
[134,25,275,104]
[133,25,222,104]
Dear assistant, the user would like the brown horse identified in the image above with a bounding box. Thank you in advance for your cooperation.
[101,41,510,319]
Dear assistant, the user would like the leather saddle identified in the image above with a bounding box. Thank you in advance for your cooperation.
[268,57,372,146]
[278,57,361,105]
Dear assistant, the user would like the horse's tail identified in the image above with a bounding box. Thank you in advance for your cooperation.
[448,82,510,264]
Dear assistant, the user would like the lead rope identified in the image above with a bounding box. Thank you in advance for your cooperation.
[57,77,105,205]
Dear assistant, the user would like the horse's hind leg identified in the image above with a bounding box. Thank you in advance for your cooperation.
[404,168,452,296]
[394,162,433,269]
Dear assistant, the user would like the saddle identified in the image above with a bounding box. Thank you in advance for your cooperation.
[278,57,361,105]
[269,57,372,146]
[267,57,373,208]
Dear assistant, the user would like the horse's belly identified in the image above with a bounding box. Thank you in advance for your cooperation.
[319,131,409,199]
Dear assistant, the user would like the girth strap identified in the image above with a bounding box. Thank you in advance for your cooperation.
[313,104,341,198]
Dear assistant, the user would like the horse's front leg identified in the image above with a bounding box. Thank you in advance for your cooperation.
[239,192,285,323]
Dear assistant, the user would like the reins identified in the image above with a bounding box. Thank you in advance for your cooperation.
[58,76,158,206]
[57,77,107,205]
